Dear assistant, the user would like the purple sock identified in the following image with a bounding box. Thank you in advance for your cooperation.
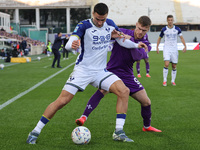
[136,63,140,74]
[83,90,104,117]
[141,105,151,127]
[145,62,150,74]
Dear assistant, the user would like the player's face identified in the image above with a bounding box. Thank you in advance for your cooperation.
[134,22,149,39]
[167,17,174,27]
[92,12,108,28]
[58,33,62,37]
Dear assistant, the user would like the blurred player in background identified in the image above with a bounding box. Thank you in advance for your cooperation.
[136,48,151,77]
[46,40,52,57]
[136,56,151,78]
[63,34,69,60]
[156,15,186,86]
[76,16,162,135]
[51,32,65,68]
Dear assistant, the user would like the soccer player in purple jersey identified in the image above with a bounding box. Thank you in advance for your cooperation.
[76,16,162,136]
[136,55,151,78]
[135,36,151,78]
[134,25,151,78]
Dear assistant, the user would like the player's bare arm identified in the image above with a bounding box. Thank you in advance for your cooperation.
[156,37,161,54]
[180,36,187,53]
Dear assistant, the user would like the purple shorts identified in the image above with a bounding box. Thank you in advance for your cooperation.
[122,76,144,95]
[142,51,149,59]
[112,73,144,95]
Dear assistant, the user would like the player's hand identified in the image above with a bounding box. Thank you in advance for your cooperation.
[183,47,186,53]
[119,33,132,42]
[156,48,159,54]
[138,42,148,52]
[123,34,132,41]
[71,40,80,50]
[111,30,124,39]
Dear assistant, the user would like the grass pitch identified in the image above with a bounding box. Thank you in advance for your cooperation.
[0,50,200,150]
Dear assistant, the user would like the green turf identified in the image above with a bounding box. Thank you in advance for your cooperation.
[0,50,200,150]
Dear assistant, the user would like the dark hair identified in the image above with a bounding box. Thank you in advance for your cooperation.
[138,16,151,27]
[94,3,109,15]
[57,32,61,35]
[167,15,173,19]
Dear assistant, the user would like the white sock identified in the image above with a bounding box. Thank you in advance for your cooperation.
[171,69,177,83]
[33,120,45,134]
[144,126,150,129]
[81,115,88,120]
[115,118,125,131]
[163,67,168,82]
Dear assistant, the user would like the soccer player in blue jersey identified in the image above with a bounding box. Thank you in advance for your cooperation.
[75,16,162,139]
[156,15,186,86]
[26,3,147,144]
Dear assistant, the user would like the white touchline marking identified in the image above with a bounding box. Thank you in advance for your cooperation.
[0,62,75,110]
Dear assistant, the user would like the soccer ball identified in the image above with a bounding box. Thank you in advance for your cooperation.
[26,58,30,62]
[0,64,5,69]
[37,57,41,60]
[71,126,91,145]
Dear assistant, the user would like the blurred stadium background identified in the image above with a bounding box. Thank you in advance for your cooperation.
[0,0,200,47]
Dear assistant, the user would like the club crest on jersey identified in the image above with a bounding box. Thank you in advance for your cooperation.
[105,27,110,32]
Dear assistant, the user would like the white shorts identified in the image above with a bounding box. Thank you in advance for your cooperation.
[163,50,178,64]
[62,67,120,95]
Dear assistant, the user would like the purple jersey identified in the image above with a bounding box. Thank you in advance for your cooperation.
[133,29,151,59]
[107,28,151,94]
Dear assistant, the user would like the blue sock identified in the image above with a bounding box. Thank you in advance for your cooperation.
[33,115,50,133]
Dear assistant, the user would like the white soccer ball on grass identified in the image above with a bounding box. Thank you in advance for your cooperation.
[0,64,5,69]
[37,57,41,61]
[71,126,91,145]
[26,58,30,62]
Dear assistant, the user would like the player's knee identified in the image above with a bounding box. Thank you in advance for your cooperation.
[172,65,176,70]
[61,98,69,105]
[136,60,140,63]
[165,64,169,68]
[119,86,130,97]
[144,58,149,63]
[56,93,73,109]
[142,99,151,106]
[56,97,71,109]
[99,89,109,95]
[125,87,130,95]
